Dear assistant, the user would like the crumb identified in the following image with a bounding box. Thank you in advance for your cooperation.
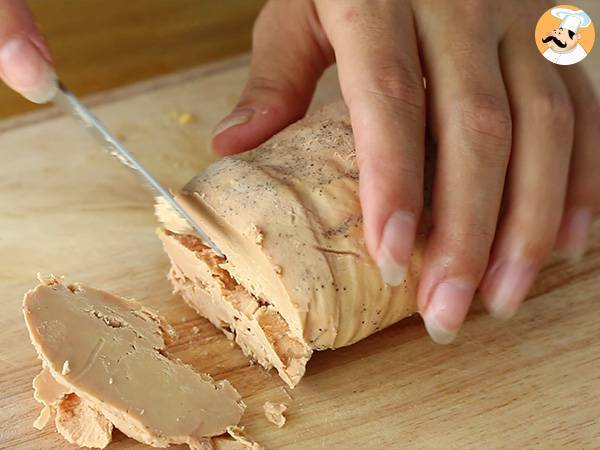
[229,341,235,348]
[140,409,145,415]
[250,225,264,245]
[274,265,282,275]
[167,111,197,125]
[191,326,200,335]
[178,112,196,125]
[61,360,71,375]
[263,401,287,428]
[108,378,113,385]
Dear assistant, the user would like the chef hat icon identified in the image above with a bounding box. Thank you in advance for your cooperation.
[551,8,592,33]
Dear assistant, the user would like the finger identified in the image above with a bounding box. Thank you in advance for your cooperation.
[0,0,56,103]
[416,10,512,343]
[480,24,573,319]
[316,0,425,286]
[554,64,600,260]
[211,0,333,156]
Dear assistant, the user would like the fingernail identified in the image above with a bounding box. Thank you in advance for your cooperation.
[0,36,57,103]
[212,108,255,136]
[376,210,416,286]
[482,261,537,320]
[555,208,592,262]
[422,279,474,344]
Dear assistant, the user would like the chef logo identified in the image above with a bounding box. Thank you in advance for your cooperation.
[535,5,595,65]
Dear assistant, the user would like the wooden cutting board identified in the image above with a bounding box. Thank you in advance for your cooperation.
[1,53,599,450]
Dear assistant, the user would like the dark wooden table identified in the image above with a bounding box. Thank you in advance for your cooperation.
[0,0,265,118]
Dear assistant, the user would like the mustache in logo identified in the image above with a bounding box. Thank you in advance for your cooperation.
[542,35,567,48]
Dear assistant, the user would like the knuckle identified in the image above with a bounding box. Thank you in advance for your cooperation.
[527,90,574,130]
[366,63,425,112]
[456,0,487,14]
[448,227,496,248]
[454,94,512,143]
[449,0,496,31]
[243,74,301,103]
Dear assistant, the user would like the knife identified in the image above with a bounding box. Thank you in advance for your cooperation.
[52,80,224,257]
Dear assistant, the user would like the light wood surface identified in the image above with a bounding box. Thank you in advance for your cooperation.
[0,0,264,118]
[1,51,600,450]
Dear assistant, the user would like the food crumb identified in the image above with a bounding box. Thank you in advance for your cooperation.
[250,225,264,245]
[191,326,200,335]
[167,111,197,125]
[274,265,282,275]
[140,409,145,415]
[263,401,287,428]
[178,112,196,125]
[108,377,113,385]
[61,360,70,375]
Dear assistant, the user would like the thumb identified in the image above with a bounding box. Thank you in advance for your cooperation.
[0,0,57,103]
[212,0,333,156]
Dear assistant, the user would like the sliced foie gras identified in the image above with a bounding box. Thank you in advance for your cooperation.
[23,276,259,449]
[157,101,427,388]
[263,402,287,428]
[158,230,312,388]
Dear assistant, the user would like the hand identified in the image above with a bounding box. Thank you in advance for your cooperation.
[211,0,600,343]
[0,0,56,103]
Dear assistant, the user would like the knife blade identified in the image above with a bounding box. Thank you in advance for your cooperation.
[52,80,224,257]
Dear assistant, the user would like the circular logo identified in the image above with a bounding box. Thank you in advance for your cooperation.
[535,4,595,65]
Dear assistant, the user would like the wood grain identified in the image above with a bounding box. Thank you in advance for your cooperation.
[0,0,265,118]
[0,52,598,449]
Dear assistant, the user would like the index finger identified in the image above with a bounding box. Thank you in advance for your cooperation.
[315,0,426,286]
[0,0,56,103]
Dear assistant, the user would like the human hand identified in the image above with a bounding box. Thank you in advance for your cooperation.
[212,0,600,343]
[0,0,56,103]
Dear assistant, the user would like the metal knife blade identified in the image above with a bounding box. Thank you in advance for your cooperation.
[52,80,223,257]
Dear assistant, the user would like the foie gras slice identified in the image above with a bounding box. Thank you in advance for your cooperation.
[23,276,254,449]
[157,101,426,388]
